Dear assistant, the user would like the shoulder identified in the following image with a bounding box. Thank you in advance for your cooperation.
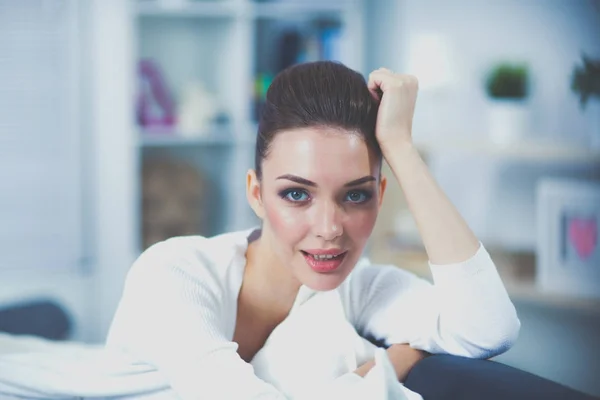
[124,229,250,294]
[108,230,251,343]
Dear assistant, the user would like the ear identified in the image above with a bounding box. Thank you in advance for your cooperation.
[246,169,265,219]
[377,174,387,209]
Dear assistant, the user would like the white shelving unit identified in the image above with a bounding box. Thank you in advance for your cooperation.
[133,0,364,249]
[252,2,351,18]
[415,138,600,164]
[139,133,252,147]
[137,1,240,17]
[138,126,255,147]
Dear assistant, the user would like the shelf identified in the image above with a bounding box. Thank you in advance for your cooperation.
[137,0,239,18]
[414,138,600,164]
[139,128,254,147]
[137,0,351,19]
[252,2,349,19]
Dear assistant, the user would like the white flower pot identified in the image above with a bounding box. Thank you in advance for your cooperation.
[487,100,529,146]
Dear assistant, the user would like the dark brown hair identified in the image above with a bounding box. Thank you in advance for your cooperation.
[255,61,381,179]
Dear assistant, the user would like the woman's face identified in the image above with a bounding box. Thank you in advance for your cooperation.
[247,127,386,291]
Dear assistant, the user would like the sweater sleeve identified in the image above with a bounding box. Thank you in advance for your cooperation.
[351,243,520,359]
[105,240,287,400]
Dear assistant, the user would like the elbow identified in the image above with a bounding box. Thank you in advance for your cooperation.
[504,310,522,347]
[462,310,521,359]
[500,311,522,352]
[483,315,520,358]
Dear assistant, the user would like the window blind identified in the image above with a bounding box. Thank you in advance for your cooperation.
[0,0,84,272]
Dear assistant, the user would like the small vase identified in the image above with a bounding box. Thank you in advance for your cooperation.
[487,99,529,146]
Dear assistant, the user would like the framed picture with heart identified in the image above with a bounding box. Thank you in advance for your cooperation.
[536,179,600,299]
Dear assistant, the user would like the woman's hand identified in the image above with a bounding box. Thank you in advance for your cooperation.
[367,68,419,157]
[354,344,428,382]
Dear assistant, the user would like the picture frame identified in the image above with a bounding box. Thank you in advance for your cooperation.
[536,178,600,299]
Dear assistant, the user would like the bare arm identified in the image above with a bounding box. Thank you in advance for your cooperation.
[386,143,480,264]
[359,70,519,360]
[368,68,479,264]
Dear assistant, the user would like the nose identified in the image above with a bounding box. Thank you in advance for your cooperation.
[313,200,343,241]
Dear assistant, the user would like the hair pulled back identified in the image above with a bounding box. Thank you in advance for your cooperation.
[255,61,381,179]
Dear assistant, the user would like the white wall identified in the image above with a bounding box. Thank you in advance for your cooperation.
[0,0,137,343]
[398,0,600,143]
[0,0,90,341]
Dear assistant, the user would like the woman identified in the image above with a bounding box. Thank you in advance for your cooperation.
[107,61,520,399]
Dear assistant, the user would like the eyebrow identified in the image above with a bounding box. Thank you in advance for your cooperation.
[276,174,376,187]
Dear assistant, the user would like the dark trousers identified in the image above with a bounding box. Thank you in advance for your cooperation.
[404,355,598,400]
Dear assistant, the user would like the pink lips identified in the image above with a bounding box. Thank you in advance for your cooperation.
[302,249,347,273]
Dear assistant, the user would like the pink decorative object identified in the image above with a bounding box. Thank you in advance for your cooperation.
[536,179,600,299]
[568,217,598,260]
[137,59,176,130]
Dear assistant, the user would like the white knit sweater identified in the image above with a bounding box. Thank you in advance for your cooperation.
[106,228,520,400]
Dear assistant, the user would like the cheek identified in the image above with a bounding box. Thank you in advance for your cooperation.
[345,207,379,241]
[264,198,308,243]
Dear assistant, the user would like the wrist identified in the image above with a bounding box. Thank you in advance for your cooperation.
[386,344,429,382]
[353,360,375,377]
[380,134,415,155]
[383,140,421,177]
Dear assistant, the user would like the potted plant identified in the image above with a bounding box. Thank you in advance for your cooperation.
[484,63,530,145]
[571,54,600,148]
[572,54,600,108]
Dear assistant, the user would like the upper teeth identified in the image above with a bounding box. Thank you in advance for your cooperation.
[311,254,339,260]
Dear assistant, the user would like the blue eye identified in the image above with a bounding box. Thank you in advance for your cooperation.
[346,190,372,203]
[281,189,310,202]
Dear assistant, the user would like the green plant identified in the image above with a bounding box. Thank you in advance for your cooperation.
[572,53,600,109]
[485,63,529,100]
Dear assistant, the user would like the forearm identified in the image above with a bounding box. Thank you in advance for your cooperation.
[354,344,428,382]
[385,142,479,264]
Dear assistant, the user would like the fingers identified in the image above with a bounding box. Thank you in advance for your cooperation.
[367,68,419,100]
[367,68,394,101]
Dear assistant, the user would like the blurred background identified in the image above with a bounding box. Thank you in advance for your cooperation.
[0,0,599,396]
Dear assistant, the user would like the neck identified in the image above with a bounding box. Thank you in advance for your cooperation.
[245,232,303,303]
